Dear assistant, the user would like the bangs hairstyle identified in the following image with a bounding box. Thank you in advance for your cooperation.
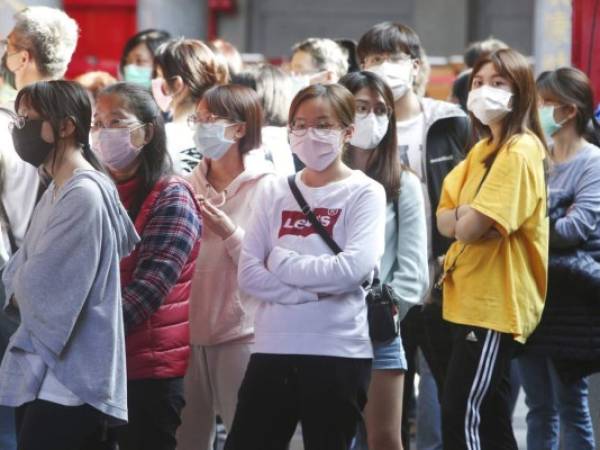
[289,83,355,129]
[15,80,104,171]
[357,22,423,64]
[339,71,402,201]
[204,84,263,154]
[537,67,600,140]
[98,82,172,220]
[154,38,227,102]
[469,48,547,164]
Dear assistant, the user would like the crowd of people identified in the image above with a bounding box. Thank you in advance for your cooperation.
[0,5,599,450]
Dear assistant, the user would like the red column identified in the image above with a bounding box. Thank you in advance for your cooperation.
[572,0,600,103]
[63,0,137,78]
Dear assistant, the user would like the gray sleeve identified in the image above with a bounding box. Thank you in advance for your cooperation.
[11,184,103,357]
[552,154,600,247]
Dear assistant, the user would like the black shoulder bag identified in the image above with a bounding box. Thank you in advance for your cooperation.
[287,175,401,343]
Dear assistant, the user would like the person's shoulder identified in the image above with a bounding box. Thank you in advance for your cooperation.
[505,132,545,156]
[421,97,465,117]
[400,169,422,193]
[349,170,386,201]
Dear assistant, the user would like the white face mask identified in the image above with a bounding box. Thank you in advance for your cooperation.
[289,128,343,172]
[467,85,513,125]
[350,112,389,150]
[91,127,144,171]
[193,122,236,160]
[366,60,413,100]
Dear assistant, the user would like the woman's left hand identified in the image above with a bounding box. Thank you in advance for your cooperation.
[197,196,236,240]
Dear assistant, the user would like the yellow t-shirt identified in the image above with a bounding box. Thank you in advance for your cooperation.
[437,133,549,342]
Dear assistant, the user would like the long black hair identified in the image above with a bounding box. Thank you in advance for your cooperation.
[97,82,173,219]
[339,70,402,202]
[14,80,104,172]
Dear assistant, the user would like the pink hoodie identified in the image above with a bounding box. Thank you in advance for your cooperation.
[186,150,274,346]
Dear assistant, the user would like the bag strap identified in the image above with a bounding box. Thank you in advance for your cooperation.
[287,175,371,289]
[287,175,342,255]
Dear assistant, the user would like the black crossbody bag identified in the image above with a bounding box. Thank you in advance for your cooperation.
[287,175,401,343]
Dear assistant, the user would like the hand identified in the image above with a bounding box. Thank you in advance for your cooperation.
[197,195,236,240]
[482,228,501,240]
[456,205,471,220]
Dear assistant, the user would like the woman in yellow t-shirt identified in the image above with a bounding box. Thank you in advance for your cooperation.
[436,48,549,450]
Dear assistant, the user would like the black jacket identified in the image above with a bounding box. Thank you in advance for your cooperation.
[418,98,472,258]
[526,199,600,382]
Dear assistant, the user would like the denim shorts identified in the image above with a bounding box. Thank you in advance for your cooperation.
[372,335,407,371]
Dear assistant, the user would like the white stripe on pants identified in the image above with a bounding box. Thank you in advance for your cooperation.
[464,330,500,450]
[177,342,252,450]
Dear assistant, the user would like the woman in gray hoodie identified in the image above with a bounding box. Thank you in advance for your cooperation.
[0,80,139,450]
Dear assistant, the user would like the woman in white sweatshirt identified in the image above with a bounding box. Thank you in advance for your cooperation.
[225,83,387,450]
[177,84,274,450]
[341,71,428,450]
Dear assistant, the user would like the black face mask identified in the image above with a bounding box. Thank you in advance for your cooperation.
[12,119,54,167]
[1,53,16,91]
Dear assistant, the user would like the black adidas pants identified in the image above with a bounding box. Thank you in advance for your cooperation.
[441,324,518,450]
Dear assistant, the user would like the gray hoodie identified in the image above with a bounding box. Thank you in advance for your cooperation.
[0,169,139,423]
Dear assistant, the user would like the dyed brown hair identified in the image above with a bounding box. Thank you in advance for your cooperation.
[154,38,227,102]
[470,48,547,163]
[203,84,263,154]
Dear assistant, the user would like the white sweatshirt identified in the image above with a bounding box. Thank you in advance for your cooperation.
[0,108,39,267]
[238,170,386,359]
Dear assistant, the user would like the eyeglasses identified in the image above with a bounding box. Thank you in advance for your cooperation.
[355,101,390,119]
[288,123,343,138]
[187,113,231,129]
[91,120,144,132]
[7,114,28,131]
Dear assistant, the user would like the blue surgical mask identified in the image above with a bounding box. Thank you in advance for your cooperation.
[123,64,153,88]
[193,122,236,160]
[539,105,565,138]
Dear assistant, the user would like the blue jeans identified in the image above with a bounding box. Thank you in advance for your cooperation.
[517,353,595,450]
[416,350,442,450]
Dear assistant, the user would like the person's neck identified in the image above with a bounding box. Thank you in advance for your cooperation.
[45,144,94,189]
[551,127,586,164]
[16,68,48,90]
[488,121,503,147]
[207,145,244,192]
[346,146,372,172]
[301,158,352,188]
[394,90,422,122]
[172,98,195,123]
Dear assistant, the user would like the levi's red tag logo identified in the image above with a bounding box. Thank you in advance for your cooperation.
[279,208,342,238]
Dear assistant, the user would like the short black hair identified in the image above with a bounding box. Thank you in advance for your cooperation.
[357,22,422,63]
